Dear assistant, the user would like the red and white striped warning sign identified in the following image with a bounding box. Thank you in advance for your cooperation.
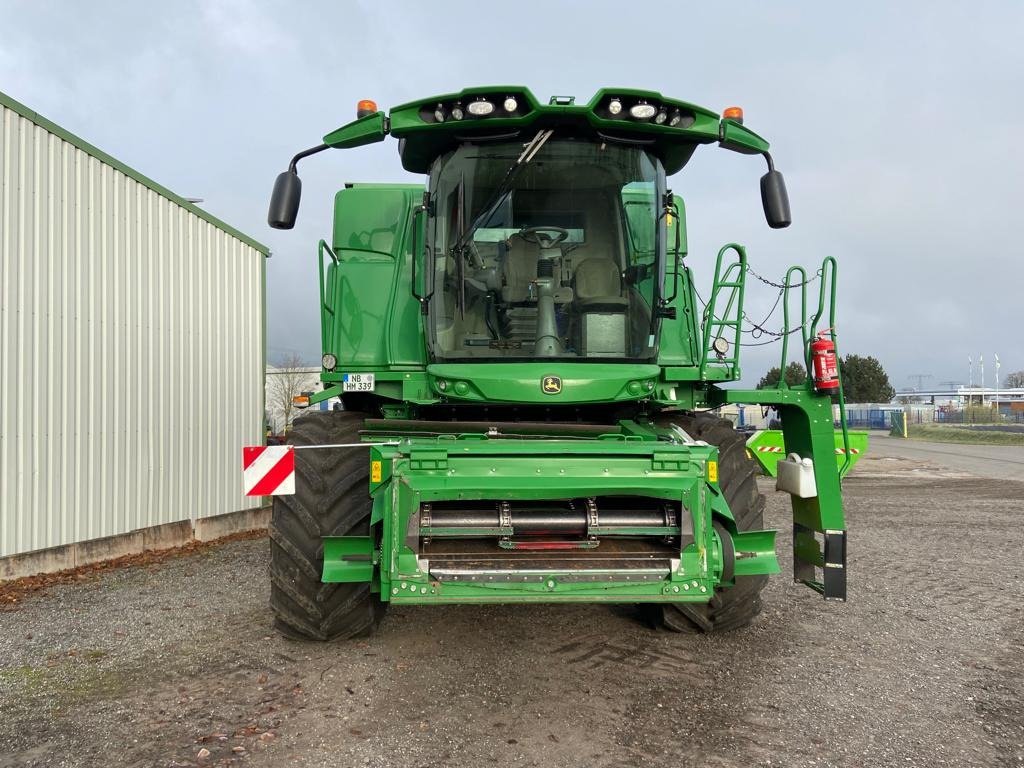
[755,446,785,453]
[835,448,861,455]
[242,445,295,496]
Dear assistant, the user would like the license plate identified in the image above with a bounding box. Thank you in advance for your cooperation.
[342,373,375,392]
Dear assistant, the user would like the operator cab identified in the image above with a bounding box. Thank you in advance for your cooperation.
[427,137,666,361]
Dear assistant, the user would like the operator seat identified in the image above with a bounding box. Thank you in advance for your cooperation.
[573,258,628,310]
[573,257,628,356]
[500,234,542,302]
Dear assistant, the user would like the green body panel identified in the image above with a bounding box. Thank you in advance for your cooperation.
[715,387,848,597]
[322,536,374,582]
[323,111,388,149]
[718,119,770,155]
[323,185,426,369]
[322,430,780,603]
[426,362,660,404]
[747,429,869,478]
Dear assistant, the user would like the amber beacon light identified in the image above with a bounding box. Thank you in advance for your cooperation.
[722,106,744,123]
[356,99,379,118]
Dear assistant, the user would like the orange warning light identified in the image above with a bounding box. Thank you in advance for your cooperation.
[356,99,379,118]
[722,106,744,123]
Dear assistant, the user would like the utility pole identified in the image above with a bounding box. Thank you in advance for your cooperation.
[994,353,1000,413]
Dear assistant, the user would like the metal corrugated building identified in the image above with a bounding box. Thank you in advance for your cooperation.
[0,89,268,571]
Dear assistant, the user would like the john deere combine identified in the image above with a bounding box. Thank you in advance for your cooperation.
[266,87,849,640]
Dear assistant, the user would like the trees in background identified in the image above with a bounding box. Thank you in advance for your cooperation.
[757,354,895,403]
[840,355,895,403]
[266,353,308,434]
[757,362,808,389]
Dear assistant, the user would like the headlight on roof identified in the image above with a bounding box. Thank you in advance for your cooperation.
[629,102,657,120]
[467,99,495,116]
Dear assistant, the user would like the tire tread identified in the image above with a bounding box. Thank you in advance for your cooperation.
[268,411,385,641]
[655,412,768,633]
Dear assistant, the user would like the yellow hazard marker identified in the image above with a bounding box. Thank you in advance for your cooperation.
[371,460,382,483]
[707,460,718,483]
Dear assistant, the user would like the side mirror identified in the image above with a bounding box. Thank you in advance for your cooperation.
[760,169,791,229]
[268,170,302,229]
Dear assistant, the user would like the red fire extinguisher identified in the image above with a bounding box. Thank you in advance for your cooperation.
[810,331,840,392]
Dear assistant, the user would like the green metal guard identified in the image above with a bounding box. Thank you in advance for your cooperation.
[777,265,808,389]
[700,244,747,380]
[774,257,852,478]
[808,257,852,478]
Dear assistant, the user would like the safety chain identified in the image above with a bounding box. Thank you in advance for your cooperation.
[741,286,784,337]
[745,264,822,289]
[697,265,819,346]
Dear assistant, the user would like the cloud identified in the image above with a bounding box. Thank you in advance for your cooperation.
[1,1,1022,387]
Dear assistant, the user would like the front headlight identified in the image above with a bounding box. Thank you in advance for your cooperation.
[467,99,495,116]
[629,102,657,120]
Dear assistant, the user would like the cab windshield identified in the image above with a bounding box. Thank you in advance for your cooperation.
[427,138,665,360]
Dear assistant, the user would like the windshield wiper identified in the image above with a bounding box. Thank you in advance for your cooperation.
[450,129,553,256]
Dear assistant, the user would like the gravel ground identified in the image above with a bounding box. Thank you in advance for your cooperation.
[1,450,1022,768]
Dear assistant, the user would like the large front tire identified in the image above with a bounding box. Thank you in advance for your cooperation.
[269,411,385,641]
[655,412,769,633]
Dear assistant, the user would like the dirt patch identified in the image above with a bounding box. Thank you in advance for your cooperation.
[0,530,267,612]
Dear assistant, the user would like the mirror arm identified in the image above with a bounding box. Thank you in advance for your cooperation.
[288,143,330,173]
[762,151,775,173]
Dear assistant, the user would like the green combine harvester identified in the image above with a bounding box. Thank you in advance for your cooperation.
[267,87,849,640]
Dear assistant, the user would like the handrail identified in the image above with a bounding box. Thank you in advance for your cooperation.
[777,266,808,388]
[318,239,340,355]
[699,243,747,380]
[807,256,851,477]
[808,255,837,341]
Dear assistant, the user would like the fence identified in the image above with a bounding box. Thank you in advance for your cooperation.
[932,408,1024,425]
[844,408,902,430]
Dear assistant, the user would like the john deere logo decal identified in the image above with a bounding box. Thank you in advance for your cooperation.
[542,376,562,394]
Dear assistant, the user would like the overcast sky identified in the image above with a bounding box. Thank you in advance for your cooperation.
[2,1,1022,390]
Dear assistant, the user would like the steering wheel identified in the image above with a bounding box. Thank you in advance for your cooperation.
[518,226,569,248]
